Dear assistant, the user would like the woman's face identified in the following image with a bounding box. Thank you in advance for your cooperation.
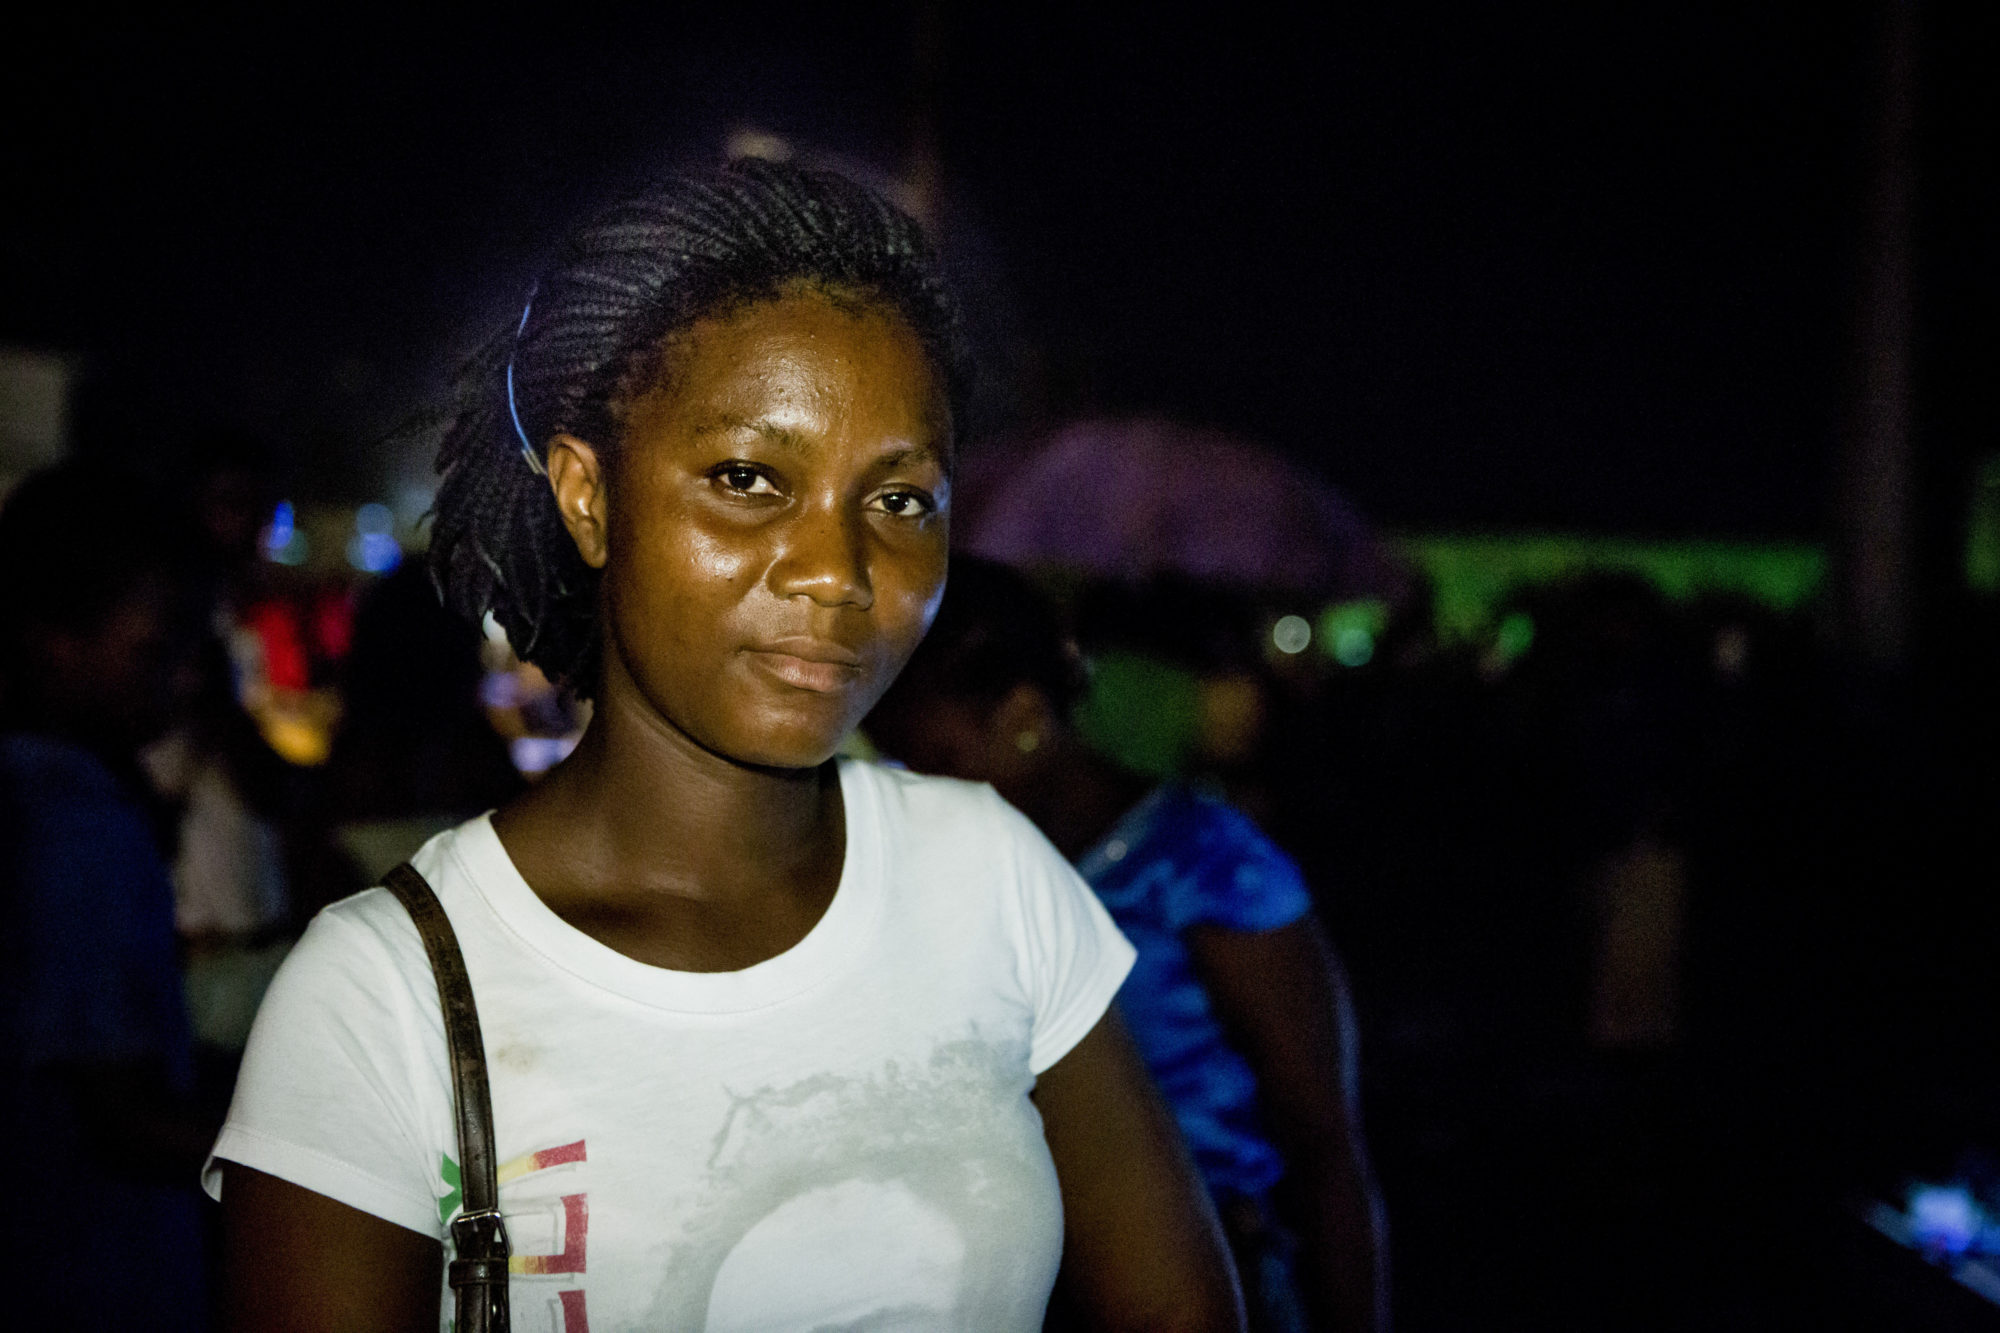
[563,288,951,770]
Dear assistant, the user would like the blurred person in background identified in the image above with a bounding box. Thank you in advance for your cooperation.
[140,439,333,1098]
[868,556,1388,1333]
[0,463,215,1329]
[1503,573,1695,1056]
[141,632,299,1095]
[320,559,525,890]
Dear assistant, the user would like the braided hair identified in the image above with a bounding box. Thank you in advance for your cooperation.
[429,158,970,697]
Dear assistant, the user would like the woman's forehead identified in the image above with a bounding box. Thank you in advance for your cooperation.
[631,291,953,450]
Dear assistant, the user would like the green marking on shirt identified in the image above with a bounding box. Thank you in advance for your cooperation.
[438,1153,462,1225]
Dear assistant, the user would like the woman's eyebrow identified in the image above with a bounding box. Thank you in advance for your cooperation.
[877,443,942,470]
[690,414,943,468]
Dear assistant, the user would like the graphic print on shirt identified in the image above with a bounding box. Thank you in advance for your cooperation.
[640,1034,1060,1331]
[442,1140,591,1332]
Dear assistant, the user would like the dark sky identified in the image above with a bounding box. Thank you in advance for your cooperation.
[3,4,1987,535]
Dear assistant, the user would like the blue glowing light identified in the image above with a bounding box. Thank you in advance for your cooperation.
[262,500,309,566]
[355,502,394,537]
[511,734,578,777]
[1911,1184,1984,1257]
[345,503,402,573]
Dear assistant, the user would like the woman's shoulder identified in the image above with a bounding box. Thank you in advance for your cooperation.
[282,888,429,1005]
[287,813,496,990]
[846,759,1089,922]
[846,758,1025,839]
[846,759,1069,876]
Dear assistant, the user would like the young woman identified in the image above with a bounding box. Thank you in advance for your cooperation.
[209,161,1241,1332]
[866,559,1388,1333]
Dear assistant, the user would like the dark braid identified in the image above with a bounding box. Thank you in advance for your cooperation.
[429,159,970,696]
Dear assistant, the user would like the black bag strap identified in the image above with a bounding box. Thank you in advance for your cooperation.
[383,861,512,1333]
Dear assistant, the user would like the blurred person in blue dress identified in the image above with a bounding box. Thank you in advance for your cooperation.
[0,464,215,1329]
[868,556,1387,1333]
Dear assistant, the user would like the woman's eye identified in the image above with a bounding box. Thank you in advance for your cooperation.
[872,490,935,518]
[715,464,777,496]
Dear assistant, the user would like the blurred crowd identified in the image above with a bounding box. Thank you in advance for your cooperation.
[0,448,534,1326]
[2,418,1995,1330]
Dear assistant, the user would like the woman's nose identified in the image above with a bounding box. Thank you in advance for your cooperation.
[769,502,873,610]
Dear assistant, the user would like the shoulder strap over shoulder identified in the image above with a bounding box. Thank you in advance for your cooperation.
[383,861,512,1333]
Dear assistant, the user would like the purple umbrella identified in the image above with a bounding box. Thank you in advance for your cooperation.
[955,417,1408,601]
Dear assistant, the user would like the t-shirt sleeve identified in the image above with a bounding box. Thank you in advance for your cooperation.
[988,794,1137,1074]
[202,892,451,1237]
[1168,798,1314,935]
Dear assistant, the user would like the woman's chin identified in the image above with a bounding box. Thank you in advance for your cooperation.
[712,720,851,773]
[720,696,873,771]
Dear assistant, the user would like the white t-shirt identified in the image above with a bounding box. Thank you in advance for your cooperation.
[205,760,1134,1332]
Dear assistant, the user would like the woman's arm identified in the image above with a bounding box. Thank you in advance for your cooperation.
[221,1162,441,1333]
[1033,1008,1245,1333]
[1185,917,1388,1333]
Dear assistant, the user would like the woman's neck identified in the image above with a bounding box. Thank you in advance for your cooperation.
[492,670,841,912]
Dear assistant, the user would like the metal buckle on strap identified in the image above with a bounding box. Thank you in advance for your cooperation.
[450,1207,512,1265]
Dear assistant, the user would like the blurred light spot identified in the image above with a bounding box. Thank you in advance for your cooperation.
[347,531,401,574]
[1967,452,2000,594]
[1909,1184,1982,1256]
[1318,599,1387,668]
[481,611,509,645]
[1397,534,1827,643]
[479,670,523,710]
[264,501,293,546]
[394,482,434,531]
[726,127,793,162]
[1332,626,1375,667]
[1272,614,1312,655]
[347,503,402,572]
[1713,625,1750,679]
[1494,611,1536,666]
[511,734,578,777]
[261,501,309,565]
[1072,652,1201,779]
[1104,839,1128,862]
[1198,674,1264,764]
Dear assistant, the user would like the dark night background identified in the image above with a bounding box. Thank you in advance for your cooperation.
[7,3,1988,540]
[6,4,1998,1328]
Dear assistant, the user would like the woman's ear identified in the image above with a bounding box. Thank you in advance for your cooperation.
[547,434,609,569]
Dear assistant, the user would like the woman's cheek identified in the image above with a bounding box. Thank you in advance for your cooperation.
[883,560,949,661]
[681,518,767,588]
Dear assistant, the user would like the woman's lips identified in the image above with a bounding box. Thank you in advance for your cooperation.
[743,644,864,694]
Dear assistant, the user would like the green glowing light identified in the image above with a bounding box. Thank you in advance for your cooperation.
[1493,611,1535,665]
[1967,454,2000,595]
[1392,534,1825,643]
[1071,651,1202,779]
[1317,599,1386,668]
